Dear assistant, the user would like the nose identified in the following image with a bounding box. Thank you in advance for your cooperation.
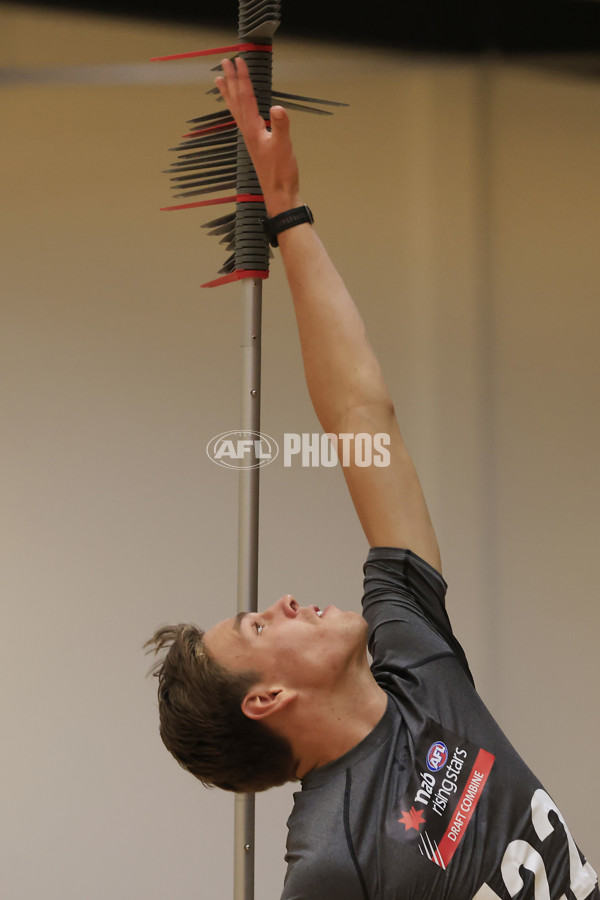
[264,594,298,619]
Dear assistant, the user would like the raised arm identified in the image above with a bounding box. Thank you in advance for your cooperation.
[216,58,441,573]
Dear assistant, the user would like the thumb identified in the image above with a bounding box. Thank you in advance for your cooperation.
[269,105,290,136]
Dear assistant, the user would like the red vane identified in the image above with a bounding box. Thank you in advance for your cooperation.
[182,119,269,139]
[202,270,269,289]
[182,118,269,139]
[161,194,264,212]
[161,196,237,211]
[182,120,235,138]
[151,43,272,61]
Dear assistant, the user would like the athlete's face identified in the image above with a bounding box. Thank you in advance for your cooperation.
[203,595,368,695]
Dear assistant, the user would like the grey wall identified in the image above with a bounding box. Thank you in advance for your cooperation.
[2,4,599,898]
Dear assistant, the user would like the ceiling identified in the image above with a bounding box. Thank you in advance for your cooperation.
[15,0,600,54]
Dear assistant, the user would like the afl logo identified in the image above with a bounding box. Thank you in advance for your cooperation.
[426,741,448,772]
[206,430,279,469]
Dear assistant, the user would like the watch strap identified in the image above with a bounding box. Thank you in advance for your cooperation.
[261,205,314,247]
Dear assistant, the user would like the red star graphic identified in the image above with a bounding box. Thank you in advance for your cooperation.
[399,806,426,832]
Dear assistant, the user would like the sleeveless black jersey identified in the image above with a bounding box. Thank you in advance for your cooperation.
[281,547,598,900]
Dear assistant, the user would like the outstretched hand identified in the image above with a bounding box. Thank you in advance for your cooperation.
[215,57,301,216]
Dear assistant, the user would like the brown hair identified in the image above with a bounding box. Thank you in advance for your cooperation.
[144,624,297,793]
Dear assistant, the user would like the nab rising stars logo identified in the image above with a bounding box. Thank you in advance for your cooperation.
[426,741,448,773]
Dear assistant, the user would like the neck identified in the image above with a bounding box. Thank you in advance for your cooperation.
[289,667,388,779]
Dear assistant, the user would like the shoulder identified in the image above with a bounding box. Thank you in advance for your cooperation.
[362,546,474,684]
[363,546,447,607]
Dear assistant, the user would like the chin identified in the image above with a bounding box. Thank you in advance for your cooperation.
[347,611,369,643]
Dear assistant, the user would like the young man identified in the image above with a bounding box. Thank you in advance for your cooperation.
[146,58,598,899]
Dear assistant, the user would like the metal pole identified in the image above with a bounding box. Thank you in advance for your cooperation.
[154,15,343,900]
[234,274,262,900]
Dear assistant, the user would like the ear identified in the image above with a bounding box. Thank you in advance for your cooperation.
[241,686,297,721]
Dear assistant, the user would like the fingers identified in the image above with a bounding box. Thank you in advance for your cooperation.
[214,58,236,112]
[215,57,262,135]
[213,57,299,204]
[232,57,257,116]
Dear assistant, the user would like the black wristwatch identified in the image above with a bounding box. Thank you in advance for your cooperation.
[261,205,314,247]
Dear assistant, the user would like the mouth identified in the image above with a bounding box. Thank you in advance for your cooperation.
[313,605,337,618]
